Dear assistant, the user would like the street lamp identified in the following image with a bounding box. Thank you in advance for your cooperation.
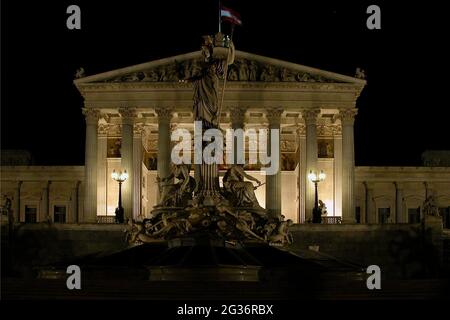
[111,169,128,223]
[308,170,326,223]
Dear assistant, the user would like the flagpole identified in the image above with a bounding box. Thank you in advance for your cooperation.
[218,0,222,33]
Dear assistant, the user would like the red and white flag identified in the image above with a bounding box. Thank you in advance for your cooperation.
[220,6,242,26]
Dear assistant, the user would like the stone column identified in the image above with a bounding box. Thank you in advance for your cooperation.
[339,108,357,223]
[296,125,306,223]
[155,108,173,182]
[333,125,343,219]
[265,108,283,218]
[14,181,22,223]
[229,107,246,164]
[97,123,108,216]
[364,182,375,224]
[133,124,144,219]
[71,181,80,223]
[41,181,50,222]
[302,109,320,222]
[395,182,404,223]
[119,108,137,221]
[82,108,100,223]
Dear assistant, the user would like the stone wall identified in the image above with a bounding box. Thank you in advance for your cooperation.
[289,218,443,279]
[2,223,127,277]
[2,218,445,280]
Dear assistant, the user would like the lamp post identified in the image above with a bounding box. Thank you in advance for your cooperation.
[308,170,326,223]
[111,169,128,223]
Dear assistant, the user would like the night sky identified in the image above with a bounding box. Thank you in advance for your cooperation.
[1,1,449,166]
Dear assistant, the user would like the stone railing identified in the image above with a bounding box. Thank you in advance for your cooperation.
[321,216,342,224]
[96,216,116,224]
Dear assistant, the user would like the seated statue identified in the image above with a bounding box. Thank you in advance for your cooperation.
[268,219,294,245]
[222,165,263,208]
[156,164,196,207]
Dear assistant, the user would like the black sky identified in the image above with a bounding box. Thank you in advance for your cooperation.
[1,0,449,166]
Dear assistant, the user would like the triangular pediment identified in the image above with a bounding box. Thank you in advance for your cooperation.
[74,50,365,85]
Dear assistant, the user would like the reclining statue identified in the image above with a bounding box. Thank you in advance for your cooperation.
[222,165,263,208]
[156,164,196,207]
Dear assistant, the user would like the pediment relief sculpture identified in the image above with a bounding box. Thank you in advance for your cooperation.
[103,57,344,84]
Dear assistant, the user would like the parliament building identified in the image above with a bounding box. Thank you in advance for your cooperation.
[2,50,450,228]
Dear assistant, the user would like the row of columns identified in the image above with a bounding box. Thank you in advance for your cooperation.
[84,107,145,222]
[298,108,357,223]
[83,106,357,223]
[83,108,172,223]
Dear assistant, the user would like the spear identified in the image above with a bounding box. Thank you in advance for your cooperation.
[216,24,235,127]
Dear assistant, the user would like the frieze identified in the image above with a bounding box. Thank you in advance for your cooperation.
[99,57,346,84]
[78,82,362,94]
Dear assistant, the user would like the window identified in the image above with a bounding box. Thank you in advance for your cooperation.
[408,207,421,223]
[25,205,37,223]
[54,206,66,223]
[378,208,390,224]
[439,207,450,229]
[355,207,361,223]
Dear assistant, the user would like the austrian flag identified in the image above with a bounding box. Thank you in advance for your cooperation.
[220,6,242,26]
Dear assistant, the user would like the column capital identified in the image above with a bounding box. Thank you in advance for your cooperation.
[296,124,306,136]
[301,109,320,125]
[119,108,138,125]
[16,181,23,189]
[331,124,342,136]
[266,108,283,125]
[338,108,358,125]
[155,107,173,122]
[98,123,110,137]
[133,123,145,136]
[82,108,100,125]
[229,106,247,128]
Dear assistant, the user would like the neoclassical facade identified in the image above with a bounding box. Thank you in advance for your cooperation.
[2,50,450,226]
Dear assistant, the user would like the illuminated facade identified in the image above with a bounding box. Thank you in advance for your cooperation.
[2,51,450,226]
